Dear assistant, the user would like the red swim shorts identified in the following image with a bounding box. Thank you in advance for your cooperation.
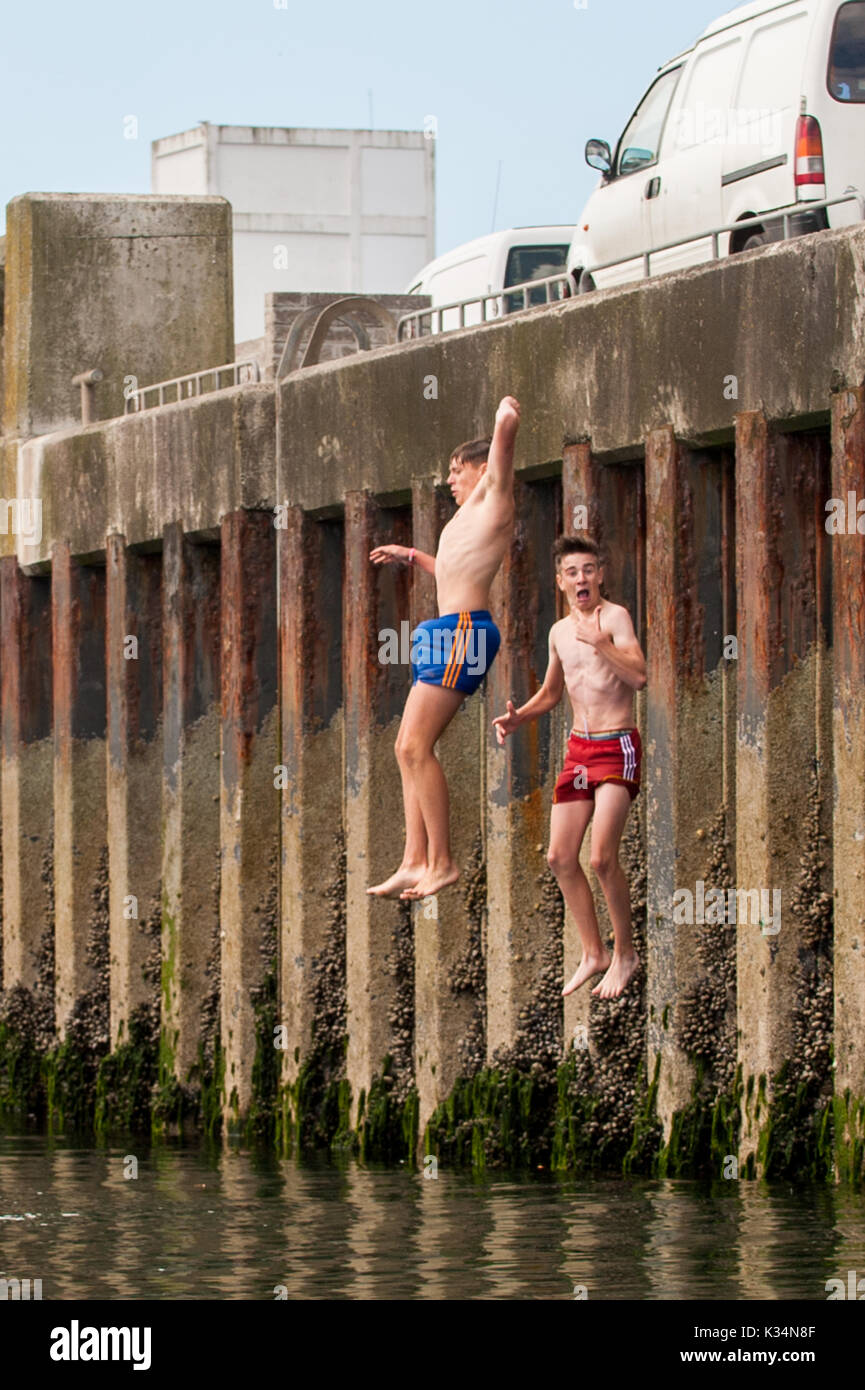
[552,728,642,804]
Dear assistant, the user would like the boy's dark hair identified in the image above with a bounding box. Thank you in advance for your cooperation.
[553,533,603,568]
[451,436,492,467]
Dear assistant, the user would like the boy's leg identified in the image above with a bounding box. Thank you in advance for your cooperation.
[548,799,612,995]
[397,680,466,899]
[588,781,639,999]
[367,745,429,896]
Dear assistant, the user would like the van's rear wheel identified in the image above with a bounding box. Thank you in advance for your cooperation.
[739,231,768,253]
[575,269,596,294]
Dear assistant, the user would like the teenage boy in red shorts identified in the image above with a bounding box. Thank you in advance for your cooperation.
[492,536,647,999]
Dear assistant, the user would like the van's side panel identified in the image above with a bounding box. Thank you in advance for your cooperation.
[720,5,815,241]
[653,34,747,269]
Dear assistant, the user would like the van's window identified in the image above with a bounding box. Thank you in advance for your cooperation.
[503,244,569,312]
[828,1,865,101]
[615,66,681,175]
[671,40,742,149]
[737,13,809,115]
[504,245,569,287]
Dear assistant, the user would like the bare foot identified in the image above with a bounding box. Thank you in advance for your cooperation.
[400,862,460,900]
[562,949,611,997]
[368,864,426,898]
[591,951,640,999]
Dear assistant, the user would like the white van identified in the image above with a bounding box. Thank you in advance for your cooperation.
[567,0,865,290]
[404,227,572,332]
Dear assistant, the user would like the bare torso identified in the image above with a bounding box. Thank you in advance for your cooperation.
[552,602,636,731]
[435,479,513,613]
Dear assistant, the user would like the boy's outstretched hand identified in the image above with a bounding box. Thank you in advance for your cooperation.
[370,544,409,566]
[492,699,522,746]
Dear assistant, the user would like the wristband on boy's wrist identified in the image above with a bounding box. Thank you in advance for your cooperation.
[408,547,416,565]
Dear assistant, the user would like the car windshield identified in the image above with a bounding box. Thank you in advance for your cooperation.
[616,66,681,174]
[828,0,865,101]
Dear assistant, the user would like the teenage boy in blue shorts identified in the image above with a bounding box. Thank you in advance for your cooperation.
[368,396,520,900]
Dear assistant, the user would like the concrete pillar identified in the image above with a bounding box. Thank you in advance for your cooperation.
[106,536,163,1046]
[735,414,829,1170]
[0,560,53,994]
[343,491,413,1121]
[220,510,279,1128]
[409,477,481,1131]
[829,386,865,1178]
[51,542,107,1038]
[645,428,729,1136]
[484,479,560,1063]
[161,525,221,1090]
[278,509,344,1082]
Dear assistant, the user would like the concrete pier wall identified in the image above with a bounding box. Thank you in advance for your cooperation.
[1,194,863,1177]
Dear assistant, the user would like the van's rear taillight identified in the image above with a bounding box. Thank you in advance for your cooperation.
[795,114,825,186]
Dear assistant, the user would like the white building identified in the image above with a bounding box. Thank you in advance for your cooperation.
[152,122,435,343]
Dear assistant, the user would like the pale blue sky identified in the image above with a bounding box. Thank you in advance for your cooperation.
[1,0,726,254]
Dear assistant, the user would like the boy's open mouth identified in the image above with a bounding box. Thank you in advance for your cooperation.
[576,587,590,601]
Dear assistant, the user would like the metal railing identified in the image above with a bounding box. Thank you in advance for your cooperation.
[396,192,863,340]
[578,190,864,289]
[123,359,261,414]
[396,273,571,341]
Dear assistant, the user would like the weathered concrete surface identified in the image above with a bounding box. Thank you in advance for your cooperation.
[106,539,163,1045]
[14,385,275,568]
[219,511,278,1128]
[51,544,107,1038]
[735,417,831,1170]
[161,527,221,1090]
[275,224,865,514]
[0,561,52,992]
[645,430,729,1140]
[343,492,413,1122]
[2,203,865,1174]
[278,508,344,1083]
[830,387,865,1175]
[485,480,561,1064]
[2,193,233,438]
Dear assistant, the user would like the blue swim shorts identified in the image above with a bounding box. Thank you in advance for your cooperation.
[410,610,501,696]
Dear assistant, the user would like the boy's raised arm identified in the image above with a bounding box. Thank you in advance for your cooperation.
[484,396,521,495]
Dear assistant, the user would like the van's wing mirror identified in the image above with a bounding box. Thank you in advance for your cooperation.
[585,139,612,174]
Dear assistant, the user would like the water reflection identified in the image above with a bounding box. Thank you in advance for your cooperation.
[0,1132,863,1300]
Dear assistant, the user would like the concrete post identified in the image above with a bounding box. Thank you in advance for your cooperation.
[161,526,221,1092]
[484,479,559,1063]
[829,386,865,1177]
[106,537,163,1047]
[278,509,344,1084]
[51,542,107,1038]
[343,491,413,1121]
[220,510,279,1130]
[0,561,53,994]
[735,414,829,1171]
